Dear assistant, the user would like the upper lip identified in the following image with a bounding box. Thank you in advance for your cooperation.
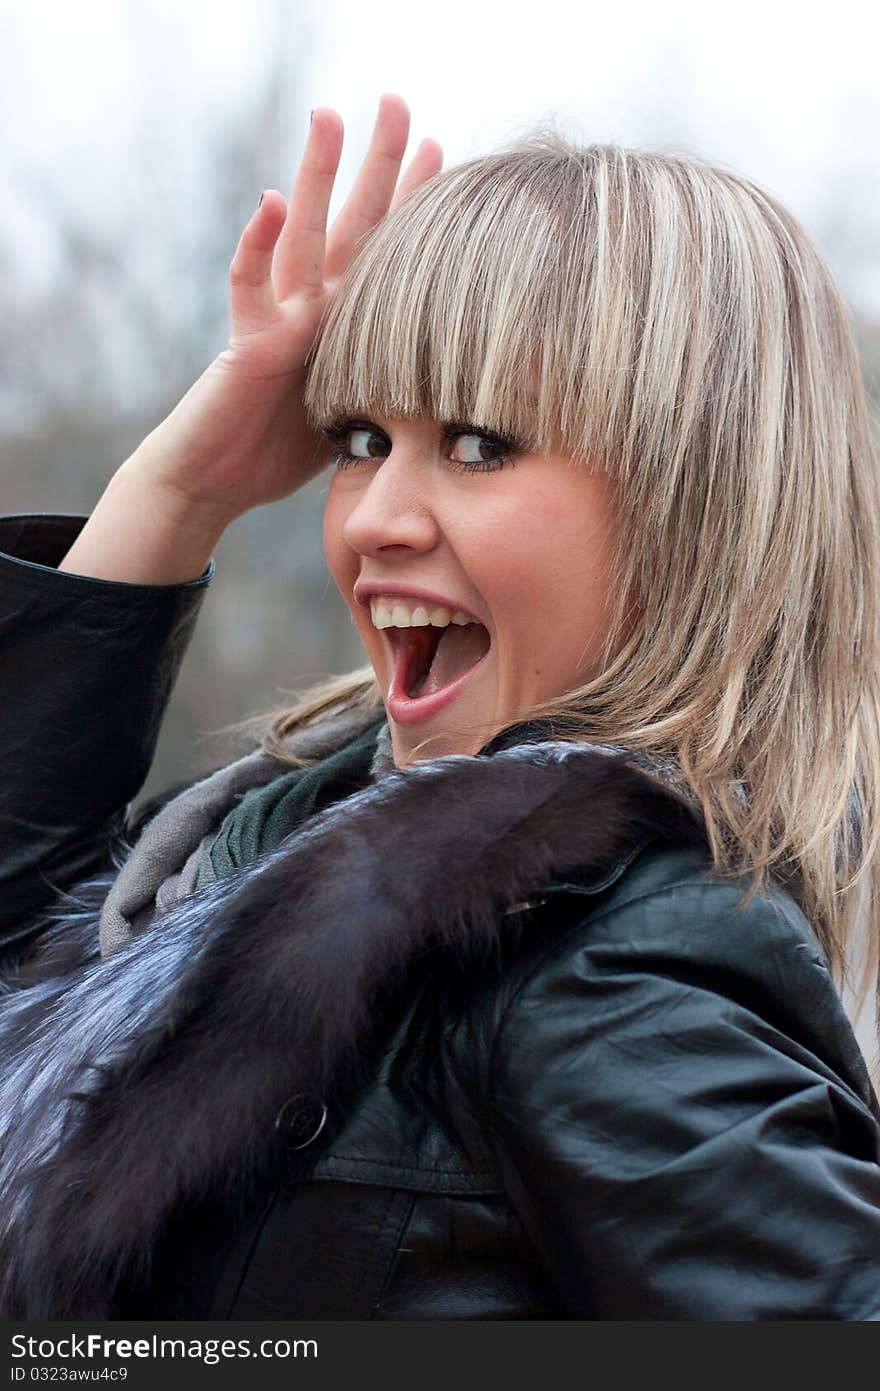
[353,581,482,624]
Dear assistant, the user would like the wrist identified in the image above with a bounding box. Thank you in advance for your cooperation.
[113,437,239,540]
[57,462,227,587]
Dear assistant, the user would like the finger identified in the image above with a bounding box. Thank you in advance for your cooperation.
[274,107,345,302]
[388,137,444,214]
[323,93,411,282]
[228,190,289,334]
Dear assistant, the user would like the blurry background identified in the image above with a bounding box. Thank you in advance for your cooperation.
[3,0,880,795]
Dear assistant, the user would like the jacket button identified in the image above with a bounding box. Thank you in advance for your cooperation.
[274,1093,328,1150]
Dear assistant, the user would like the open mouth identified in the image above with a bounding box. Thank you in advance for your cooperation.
[387,623,491,700]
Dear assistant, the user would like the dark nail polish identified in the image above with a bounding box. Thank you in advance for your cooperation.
[258,192,265,208]
[310,109,314,125]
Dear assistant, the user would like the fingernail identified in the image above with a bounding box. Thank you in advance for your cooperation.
[258,192,265,208]
[310,109,314,126]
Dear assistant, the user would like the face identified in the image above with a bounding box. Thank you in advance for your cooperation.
[322,413,622,770]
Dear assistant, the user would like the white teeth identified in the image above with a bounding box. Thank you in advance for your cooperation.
[369,597,477,630]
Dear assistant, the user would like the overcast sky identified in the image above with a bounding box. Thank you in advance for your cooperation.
[3,0,880,313]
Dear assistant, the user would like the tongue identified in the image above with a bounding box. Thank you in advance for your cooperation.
[409,624,490,699]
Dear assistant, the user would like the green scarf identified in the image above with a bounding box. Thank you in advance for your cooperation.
[197,717,387,888]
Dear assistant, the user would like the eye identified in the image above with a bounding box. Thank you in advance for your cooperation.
[321,421,389,469]
[444,428,513,473]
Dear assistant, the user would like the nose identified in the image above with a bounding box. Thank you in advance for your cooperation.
[339,451,441,557]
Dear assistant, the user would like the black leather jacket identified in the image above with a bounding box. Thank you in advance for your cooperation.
[2,513,880,1321]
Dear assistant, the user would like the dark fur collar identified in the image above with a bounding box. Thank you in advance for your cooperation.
[0,741,705,1317]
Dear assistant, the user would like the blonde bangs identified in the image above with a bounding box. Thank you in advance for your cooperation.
[305,140,617,461]
[304,140,801,491]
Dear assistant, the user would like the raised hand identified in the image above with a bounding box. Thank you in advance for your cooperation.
[123,95,443,531]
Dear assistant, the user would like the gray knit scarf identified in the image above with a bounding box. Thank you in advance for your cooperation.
[98,705,396,958]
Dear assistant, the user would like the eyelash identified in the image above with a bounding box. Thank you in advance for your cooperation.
[320,419,521,474]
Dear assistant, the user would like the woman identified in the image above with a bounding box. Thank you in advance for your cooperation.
[1,94,879,1320]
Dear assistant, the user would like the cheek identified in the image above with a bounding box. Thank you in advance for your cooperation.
[323,490,384,667]
[491,488,619,680]
[322,490,354,589]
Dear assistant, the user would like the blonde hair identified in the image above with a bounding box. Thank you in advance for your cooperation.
[223,131,880,1083]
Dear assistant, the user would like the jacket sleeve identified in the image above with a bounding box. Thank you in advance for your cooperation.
[0,513,214,954]
[487,876,880,1319]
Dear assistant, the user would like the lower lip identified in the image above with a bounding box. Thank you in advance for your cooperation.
[385,644,491,726]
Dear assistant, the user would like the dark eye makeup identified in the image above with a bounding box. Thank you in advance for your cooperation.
[320,418,522,474]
